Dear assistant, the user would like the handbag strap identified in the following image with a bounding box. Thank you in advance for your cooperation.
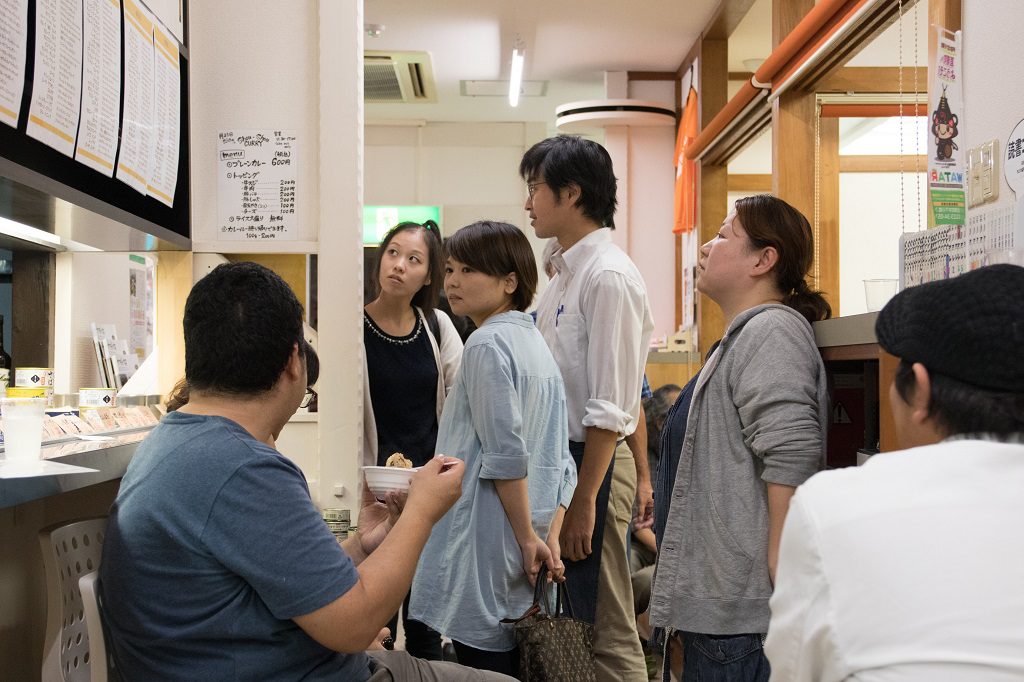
[554,579,580,620]
[499,566,552,625]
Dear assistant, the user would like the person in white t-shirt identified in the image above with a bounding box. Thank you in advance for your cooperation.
[765,264,1024,682]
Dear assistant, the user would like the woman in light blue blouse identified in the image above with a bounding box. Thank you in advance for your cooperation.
[409,221,577,678]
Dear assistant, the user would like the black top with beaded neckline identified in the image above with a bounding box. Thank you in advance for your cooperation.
[363,310,439,467]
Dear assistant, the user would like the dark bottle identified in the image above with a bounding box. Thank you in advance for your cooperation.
[0,314,10,390]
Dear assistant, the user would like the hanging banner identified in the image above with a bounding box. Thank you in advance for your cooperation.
[927,27,965,227]
[673,87,698,235]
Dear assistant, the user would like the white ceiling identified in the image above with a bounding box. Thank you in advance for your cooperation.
[362,0,921,127]
[363,0,724,123]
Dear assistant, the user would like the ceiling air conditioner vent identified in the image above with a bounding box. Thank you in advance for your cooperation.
[365,51,437,103]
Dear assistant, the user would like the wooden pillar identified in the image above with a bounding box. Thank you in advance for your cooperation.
[771,0,837,310]
[697,38,728,360]
[818,117,840,312]
[155,251,193,398]
[11,251,55,367]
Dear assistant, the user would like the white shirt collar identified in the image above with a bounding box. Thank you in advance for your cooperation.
[555,228,612,277]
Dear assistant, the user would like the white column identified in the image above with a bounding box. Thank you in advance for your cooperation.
[316,0,364,510]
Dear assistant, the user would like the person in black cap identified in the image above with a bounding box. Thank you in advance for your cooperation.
[765,264,1024,681]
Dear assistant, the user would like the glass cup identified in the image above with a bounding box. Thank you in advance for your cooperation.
[863,278,899,312]
[1,397,47,461]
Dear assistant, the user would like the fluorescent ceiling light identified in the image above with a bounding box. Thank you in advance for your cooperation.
[0,216,64,249]
[509,48,524,107]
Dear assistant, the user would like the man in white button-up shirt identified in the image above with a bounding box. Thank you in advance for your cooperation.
[520,136,654,682]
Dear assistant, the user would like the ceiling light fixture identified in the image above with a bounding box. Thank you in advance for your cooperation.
[365,23,385,38]
[508,48,524,107]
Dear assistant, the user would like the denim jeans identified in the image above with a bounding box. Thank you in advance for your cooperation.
[679,632,770,682]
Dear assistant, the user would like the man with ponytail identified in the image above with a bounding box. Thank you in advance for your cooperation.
[649,194,830,681]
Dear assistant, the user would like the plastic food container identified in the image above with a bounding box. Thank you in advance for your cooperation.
[362,465,417,497]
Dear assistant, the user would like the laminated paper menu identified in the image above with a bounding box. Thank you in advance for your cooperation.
[218,129,298,240]
[26,0,82,156]
[0,0,29,129]
[74,0,122,176]
[116,0,155,194]
[145,19,179,206]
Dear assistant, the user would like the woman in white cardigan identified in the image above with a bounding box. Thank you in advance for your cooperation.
[361,220,463,660]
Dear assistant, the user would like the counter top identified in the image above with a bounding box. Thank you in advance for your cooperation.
[0,428,151,509]
[647,350,701,364]
[812,312,879,348]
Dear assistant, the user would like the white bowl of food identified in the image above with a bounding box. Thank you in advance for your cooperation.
[362,464,417,497]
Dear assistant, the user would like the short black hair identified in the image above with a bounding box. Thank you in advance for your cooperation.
[370,220,444,312]
[519,136,618,228]
[446,221,538,312]
[184,261,305,396]
[894,359,1024,438]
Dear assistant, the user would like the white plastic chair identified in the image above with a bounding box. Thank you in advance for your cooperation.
[79,571,114,682]
[39,517,107,682]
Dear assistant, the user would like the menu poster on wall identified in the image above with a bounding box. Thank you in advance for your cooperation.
[128,253,154,360]
[74,0,121,176]
[0,0,29,128]
[928,27,966,227]
[116,0,155,195]
[217,130,298,241]
[145,19,179,207]
[26,0,82,157]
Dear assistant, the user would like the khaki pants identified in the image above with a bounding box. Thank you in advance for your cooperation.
[594,441,648,681]
[367,650,515,681]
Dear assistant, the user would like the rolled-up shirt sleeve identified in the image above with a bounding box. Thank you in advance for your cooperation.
[580,270,648,437]
[462,343,529,480]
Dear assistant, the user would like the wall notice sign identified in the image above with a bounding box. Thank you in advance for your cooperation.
[217,129,297,241]
[1004,118,1024,197]
[927,27,966,227]
[0,0,29,129]
[26,0,83,157]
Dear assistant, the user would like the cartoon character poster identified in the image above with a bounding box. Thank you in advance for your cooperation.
[928,27,966,227]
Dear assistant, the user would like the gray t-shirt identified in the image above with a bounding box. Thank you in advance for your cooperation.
[101,411,370,680]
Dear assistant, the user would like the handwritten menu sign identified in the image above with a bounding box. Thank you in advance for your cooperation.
[217,129,297,241]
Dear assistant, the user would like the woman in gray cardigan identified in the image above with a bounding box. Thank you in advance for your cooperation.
[649,194,831,681]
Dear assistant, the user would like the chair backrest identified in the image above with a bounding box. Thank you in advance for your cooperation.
[39,517,107,682]
[79,572,111,682]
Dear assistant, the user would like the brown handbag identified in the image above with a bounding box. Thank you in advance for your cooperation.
[501,567,596,682]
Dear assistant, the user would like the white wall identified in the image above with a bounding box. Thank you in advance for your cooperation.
[839,172,927,316]
[365,120,553,298]
[187,0,365,509]
[618,79,678,340]
[54,252,150,394]
[188,1,320,252]
[963,0,1024,216]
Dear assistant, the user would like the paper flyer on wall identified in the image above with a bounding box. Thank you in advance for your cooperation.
[26,0,83,157]
[116,0,155,194]
[928,27,965,227]
[90,322,122,389]
[145,19,180,207]
[74,0,122,176]
[0,0,29,128]
[217,130,298,240]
